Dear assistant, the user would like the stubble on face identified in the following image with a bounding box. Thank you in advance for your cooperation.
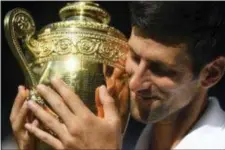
[127,28,201,124]
[130,76,201,124]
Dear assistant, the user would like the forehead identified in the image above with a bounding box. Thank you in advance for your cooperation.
[128,29,190,67]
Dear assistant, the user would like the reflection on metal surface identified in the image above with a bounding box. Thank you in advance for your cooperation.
[4,2,130,150]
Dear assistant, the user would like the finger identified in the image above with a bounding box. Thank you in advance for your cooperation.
[112,68,124,79]
[36,84,74,124]
[10,86,28,122]
[99,85,119,121]
[95,87,104,118]
[25,123,64,150]
[25,119,40,139]
[12,101,29,131]
[118,85,129,115]
[27,100,67,139]
[32,119,39,127]
[50,77,90,115]
[107,81,116,97]
[27,109,35,123]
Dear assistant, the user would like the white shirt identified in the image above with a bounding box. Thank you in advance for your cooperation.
[135,97,225,150]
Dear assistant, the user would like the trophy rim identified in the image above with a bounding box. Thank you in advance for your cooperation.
[38,20,127,41]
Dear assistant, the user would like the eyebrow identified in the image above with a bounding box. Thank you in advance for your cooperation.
[148,60,175,71]
[129,46,138,56]
[129,47,176,70]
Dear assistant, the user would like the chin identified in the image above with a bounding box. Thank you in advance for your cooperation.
[130,104,154,124]
[147,114,167,124]
[130,108,162,124]
[130,107,147,124]
[130,101,170,124]
[130,98,151,124]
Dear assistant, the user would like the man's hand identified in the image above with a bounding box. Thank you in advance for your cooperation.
[10,86,38,150]
[25,77,122,150]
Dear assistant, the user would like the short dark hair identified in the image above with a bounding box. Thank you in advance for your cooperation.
[129,2,225,77]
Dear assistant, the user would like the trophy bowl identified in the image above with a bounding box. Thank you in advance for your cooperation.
[4,2,130,149]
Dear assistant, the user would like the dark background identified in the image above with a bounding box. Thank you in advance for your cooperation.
[1,1,224,149]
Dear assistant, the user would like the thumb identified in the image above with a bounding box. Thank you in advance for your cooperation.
[99,85,119,120]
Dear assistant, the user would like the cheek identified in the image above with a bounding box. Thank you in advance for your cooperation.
[151,66,194,90]
[147,86,194,122]
[152,71,193,93]
[163,82,199,111]
[152,76,178,91]
[152,77,196,109]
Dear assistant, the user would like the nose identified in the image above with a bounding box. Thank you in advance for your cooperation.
[129,59,152,92]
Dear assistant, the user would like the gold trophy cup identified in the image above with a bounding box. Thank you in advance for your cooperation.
[4,2,130,149]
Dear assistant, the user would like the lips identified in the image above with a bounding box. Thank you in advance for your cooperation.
[135,92,162,106]
[135,94,150,100]
[140,95,160,100]
[136,89,155,97]
[136,92,161,100]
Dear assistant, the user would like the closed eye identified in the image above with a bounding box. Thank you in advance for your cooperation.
[129,48,140,64]
[148,61,177,77]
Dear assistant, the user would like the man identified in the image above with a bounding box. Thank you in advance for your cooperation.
[10,2,225,149]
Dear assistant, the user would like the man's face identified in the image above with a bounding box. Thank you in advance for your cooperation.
[126,28,201,124]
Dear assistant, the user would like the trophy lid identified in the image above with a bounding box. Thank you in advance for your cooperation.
[59,1,110,24]
[38,1,126,40]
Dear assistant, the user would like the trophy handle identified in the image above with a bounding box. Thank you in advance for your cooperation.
[4,8,37,86]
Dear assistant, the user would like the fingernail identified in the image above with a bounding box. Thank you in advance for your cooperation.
[32,119,39,126]
[25,123,31,129]
[27,100,35,108]
[23,101,27,106]
[51,76,58,82]
[36,84,45,90]
[99,85,107,99]
[100,85,106,91]
[51,76,61,82]
[18,85,24,91]
[52,76,67,87]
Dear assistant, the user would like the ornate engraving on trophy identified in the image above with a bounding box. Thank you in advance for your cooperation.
[4,2,130,149]
[76,38,99,54]
[56,38,75,55]
[14,14,29,30]
[13,12,35,38]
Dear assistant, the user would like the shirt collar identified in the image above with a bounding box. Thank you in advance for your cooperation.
[135,97,225,149]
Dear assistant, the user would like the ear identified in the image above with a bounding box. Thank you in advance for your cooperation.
[200,56,225,89]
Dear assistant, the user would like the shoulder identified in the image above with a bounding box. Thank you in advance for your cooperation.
[175,97,225,149]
